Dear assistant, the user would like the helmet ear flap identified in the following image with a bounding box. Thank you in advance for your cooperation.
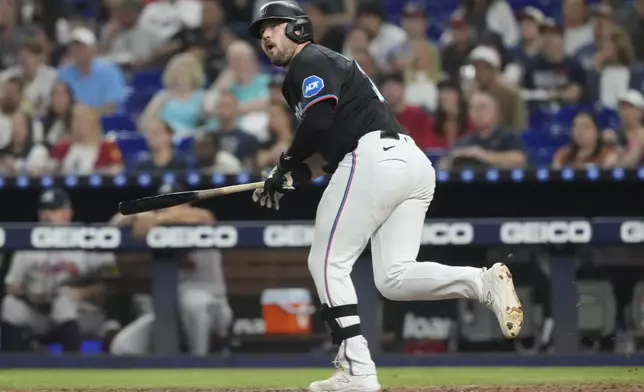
[286,18,314,44]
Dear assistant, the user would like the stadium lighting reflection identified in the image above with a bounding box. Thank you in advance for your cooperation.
[113,174,127,187]
[89,174,102,187]
[486,169,499,182]
[586,167,599,181]
[212,174,225,185]
[16,176,28,188]
[436,170,449,183]
[65,175,78,187]
[162,172,175,184]
[40,176,53,187]
[561,168,574,181]
[187,172,200,186]
[612,168,624,180]
[138,173,151,187]
[511,168,524,182]
[536,168,549,181]
[237,172,250,184]
[461,169,474,182]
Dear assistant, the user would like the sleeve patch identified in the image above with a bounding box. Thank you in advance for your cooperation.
[302,75,324,98]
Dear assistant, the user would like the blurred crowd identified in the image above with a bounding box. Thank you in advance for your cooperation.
[0,0,643,176]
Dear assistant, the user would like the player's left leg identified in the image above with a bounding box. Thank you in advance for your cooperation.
[178,286,216,356]
[51,294,82,351]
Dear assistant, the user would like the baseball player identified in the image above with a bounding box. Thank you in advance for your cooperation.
[248,2,524,391]
[109,183,233,356]
[1,188,117,352]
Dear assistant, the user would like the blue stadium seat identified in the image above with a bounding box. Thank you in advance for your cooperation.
[125,88,159,118]
[112,131,148,167]
[130,70,163,90]
[102,115,136,133]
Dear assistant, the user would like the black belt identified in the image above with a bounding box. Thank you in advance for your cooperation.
[380,130,400,140]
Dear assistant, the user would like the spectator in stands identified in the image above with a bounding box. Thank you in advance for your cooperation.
[99,0,162,70]
[552,111,618,169]
[164,0,226,84]
[133,119,189,171]
[57,27,128,115]
[401,2,442,81]
[42,82,75,148]
[139,52,206,140]
[442,0,520,49]
[0,39,57,117]
[404,41,439,111]
[507,7,544,85]
[613,90,644,167]
[469,46,527,132]
[575,4,616,71]
[193,132,242,174]
[440,91,527,169]
[585,29,642,109]
[221,0,253,24]
[563,0,594,56]
[0,0,45,69]
[214,91,260,170]
[0,112,50,175]
[256,102,293,170]
[521,19,586,106]
[209,40,270,141]
[428,79,473,149]
[305,1,346,53]
[380,72,434,150]
[110,182,232,357]
[268,74,287,105]
[0,76,27,117]
[441,16,476,82]
[342,27,370,61]
[623,0,644,61]
[352,50,380,81]
[355,2,410,72]
[50,106,124,175]
[138,0,202,41]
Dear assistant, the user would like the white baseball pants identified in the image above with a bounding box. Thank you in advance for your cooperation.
[308,131,484,375]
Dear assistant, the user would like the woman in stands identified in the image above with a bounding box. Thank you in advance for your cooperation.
[614,90,644,167]
[404,41,439,111]
[0,111,50,175]
[42,82,75,149]
[50,106,124,175]
[552,112,618,169]
[427,80,473,150]
[139,52,206,141]
[207,40,270,141]
[586,28,644,109]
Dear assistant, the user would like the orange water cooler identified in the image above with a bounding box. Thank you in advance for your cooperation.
[261,288,314,335]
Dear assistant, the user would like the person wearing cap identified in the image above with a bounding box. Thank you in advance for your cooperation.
[355,1,411,72]
[1,188,117,353]
[110,183,232,356]
[99,0,163,69]
[305,1,347,53]
[612,89,644,167]
[56,27,128,115]
[469,45,527,132]
[511,7,544,73]
[441,14,477,82]
[440,90,527,170]
[562,0,594,56]
[521,18,586,105]
[574,4,616,71]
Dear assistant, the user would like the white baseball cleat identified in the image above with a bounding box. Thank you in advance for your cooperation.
[480,263,524,339]
[309,356,380,392]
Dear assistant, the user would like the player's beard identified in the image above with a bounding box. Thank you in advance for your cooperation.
[268,43,296,67]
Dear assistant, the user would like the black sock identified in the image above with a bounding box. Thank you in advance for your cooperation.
[1,322,29,352]
[56,320,81,352]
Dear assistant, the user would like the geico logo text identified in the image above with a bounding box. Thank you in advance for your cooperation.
[31,227,121,249]
[500,221,592,244]
[146,226,237,248]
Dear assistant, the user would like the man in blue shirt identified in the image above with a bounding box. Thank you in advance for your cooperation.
[57,27,128,115]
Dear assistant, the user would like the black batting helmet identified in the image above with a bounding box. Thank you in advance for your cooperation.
[248,1,313,44]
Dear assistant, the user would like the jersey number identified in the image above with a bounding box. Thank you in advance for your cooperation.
[355,62,386,103]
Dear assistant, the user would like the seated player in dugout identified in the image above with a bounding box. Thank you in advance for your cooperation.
[1,188,119,352]
[110,183,233,356]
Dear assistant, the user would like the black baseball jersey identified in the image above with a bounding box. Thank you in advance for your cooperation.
[282,44,403,173]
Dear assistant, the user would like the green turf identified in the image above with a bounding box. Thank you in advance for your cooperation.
[0,368,641,389]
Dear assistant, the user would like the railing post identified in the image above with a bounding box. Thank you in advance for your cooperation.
[549,252,579,354]
[151,250,181,355]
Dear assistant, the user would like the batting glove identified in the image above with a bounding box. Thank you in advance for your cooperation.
[252,157,295,211]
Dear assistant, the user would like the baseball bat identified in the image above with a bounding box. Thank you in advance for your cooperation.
[118,181,264,215]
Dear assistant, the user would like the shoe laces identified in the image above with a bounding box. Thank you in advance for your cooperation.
[331,352,349,379]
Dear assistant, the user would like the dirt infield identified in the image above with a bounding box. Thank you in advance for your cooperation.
[11,385,644,392]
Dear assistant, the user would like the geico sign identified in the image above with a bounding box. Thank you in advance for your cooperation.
[500,221,591,244]
[421,223,474,245]
[620,221,644,243]
[264,225,315,247]
[31,227,121,249]
[146,226,237,248]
